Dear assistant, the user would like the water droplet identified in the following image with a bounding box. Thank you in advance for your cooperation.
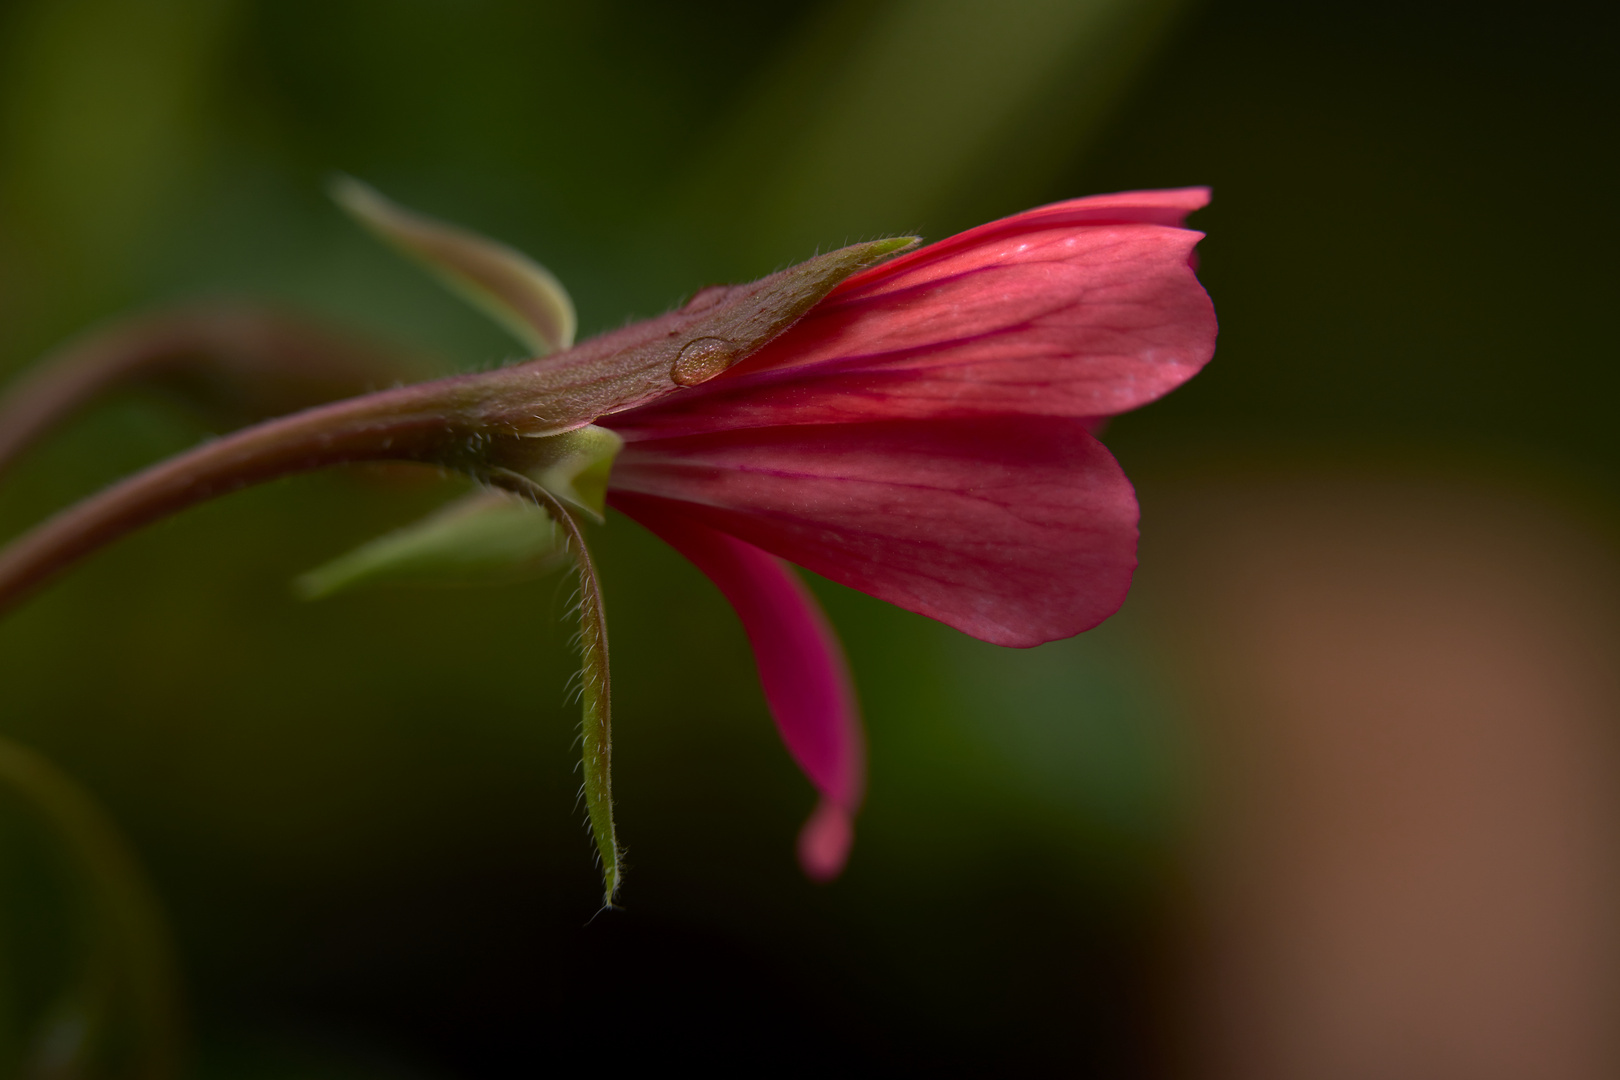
[671,337,735,386]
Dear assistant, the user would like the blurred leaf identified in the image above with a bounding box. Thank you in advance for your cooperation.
[330,177,577,357]
[296,490,565,599]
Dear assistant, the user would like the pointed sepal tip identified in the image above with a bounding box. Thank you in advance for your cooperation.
[330,175,577,357]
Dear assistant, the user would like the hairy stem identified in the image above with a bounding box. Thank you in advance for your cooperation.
[0,303,428,478]
[0,375,511,616]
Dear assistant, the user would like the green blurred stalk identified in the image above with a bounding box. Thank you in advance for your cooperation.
[0,739,182,1080]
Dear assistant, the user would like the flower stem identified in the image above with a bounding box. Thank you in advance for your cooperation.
[0,371,523,616]
[0,303,427,479]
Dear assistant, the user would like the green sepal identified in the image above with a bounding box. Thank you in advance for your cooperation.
[512,424,623,522]
[487,470,621,905]
[331,176,577,356]
[296,490,566,599]
[393,235,920,447]
[574,532,619,905]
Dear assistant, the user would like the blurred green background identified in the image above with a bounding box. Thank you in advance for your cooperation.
[0,0,1615,1075]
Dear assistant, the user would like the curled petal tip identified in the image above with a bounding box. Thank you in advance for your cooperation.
[796,800,854,882]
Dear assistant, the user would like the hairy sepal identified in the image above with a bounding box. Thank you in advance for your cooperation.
[437,236,919,438]
[575,538,618,905]
[487,470,620,904]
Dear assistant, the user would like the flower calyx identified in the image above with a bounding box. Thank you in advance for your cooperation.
[486,423,623,522]
[459,232,919,438]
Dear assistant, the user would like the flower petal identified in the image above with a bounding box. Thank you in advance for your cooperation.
[614,499,865,814]
[797,800,855,883]
[609,190,1215,440]
[610,416,1138,648]
[832,186,1212,293]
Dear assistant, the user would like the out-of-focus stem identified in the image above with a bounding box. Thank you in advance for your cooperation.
[0,737,183,1080]
[0,303,429,478]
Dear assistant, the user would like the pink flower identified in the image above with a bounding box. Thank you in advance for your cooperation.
[600,188,1216,877]
[0,185,1214,895]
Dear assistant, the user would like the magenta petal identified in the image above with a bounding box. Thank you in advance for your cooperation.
[615,499,865,811]
[828,186,1212,294]
[609,219,1214,440]
[796,800,854,882]
[610,416,1139,648]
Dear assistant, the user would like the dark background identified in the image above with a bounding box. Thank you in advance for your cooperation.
[0,0,1615,1075]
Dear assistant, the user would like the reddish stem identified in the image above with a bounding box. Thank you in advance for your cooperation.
[0,373,513,614]
[0,303,428,477]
